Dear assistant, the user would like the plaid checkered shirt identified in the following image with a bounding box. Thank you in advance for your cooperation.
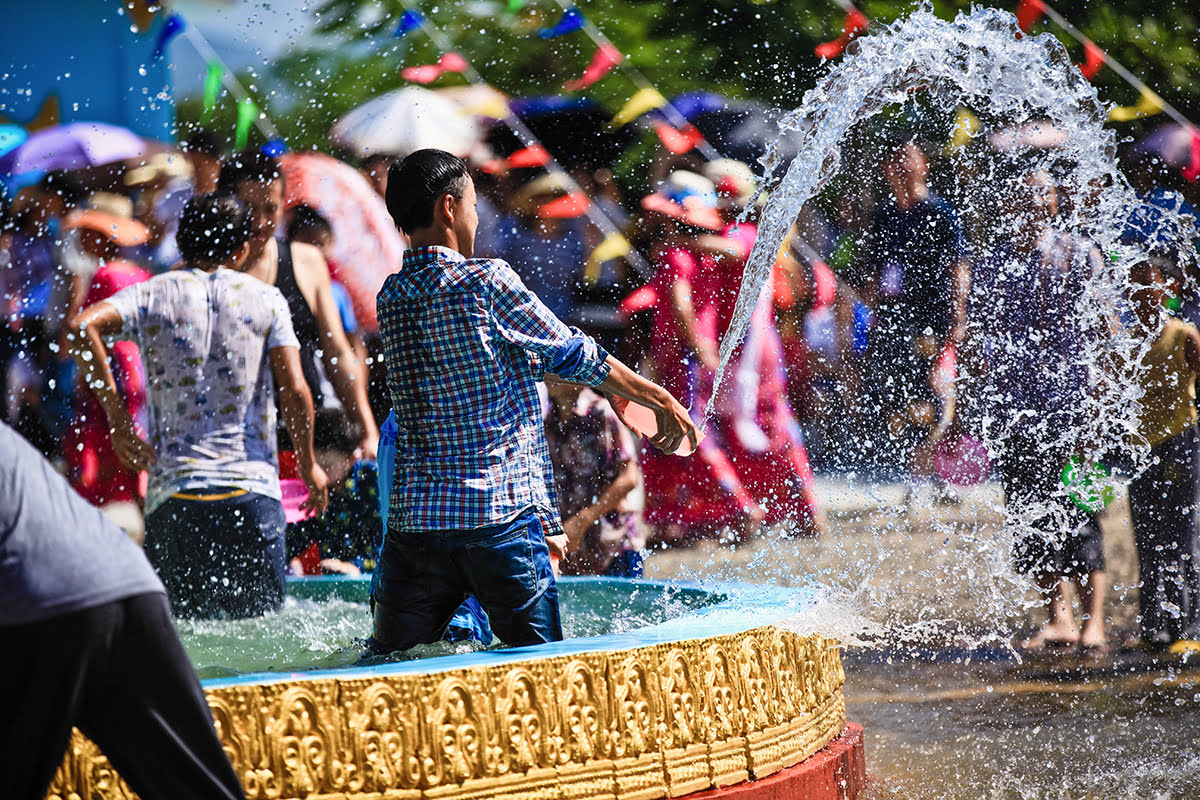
[378,245,611,535]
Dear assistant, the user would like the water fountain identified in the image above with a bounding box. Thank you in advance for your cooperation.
[43,4,1199,798]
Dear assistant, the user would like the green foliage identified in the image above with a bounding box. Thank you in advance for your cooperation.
[176,0,1200,154]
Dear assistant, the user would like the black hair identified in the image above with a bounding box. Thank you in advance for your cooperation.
[217,149,281,195]
[178,193,252,263]
[41,170,87,209]
[286,203,333,243]
[385,148,470,234]
[313,407,362,454]
[182,130,223,158]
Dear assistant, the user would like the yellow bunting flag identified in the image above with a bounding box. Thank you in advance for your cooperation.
[610,87,667,128]
[584,231,633,282]
[947,108,980,152]
[1108,87,1164,122]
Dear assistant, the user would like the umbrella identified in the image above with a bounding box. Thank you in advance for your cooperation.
[329,86,481,158]
[280,152,406,332]
[0,121,146,175]
[1135,124,1196,168]
[0,125,27,158]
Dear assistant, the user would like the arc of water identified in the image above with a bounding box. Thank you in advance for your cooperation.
[706,4,1179,443]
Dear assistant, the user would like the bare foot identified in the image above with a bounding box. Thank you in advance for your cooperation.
[1079,621,1107,650]
[1020,622,1080,651]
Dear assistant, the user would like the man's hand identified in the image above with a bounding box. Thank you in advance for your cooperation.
[108,414,157,472]
[300,461,330,516]
[545,533,569,561]
[652,395,700,455]
[358,430,380,462]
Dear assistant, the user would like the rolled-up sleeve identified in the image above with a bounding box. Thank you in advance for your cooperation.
[488,260,611,386]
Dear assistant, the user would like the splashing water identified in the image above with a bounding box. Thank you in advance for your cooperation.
[698,3,1196,649]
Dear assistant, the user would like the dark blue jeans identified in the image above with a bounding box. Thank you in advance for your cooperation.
[369,508,562,655]
[146,491,287,620]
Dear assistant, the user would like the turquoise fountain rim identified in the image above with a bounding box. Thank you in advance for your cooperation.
[201,575,818,690]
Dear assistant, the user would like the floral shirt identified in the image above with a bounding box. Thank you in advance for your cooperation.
[106,267,298,513]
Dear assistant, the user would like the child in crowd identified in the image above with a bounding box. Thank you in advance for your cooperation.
[543,380,645,577]
[287,408,381,576]
[1127,254,1200,652]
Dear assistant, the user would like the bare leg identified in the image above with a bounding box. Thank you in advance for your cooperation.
[1076,570,1108,649]
[1021,574,1080,649]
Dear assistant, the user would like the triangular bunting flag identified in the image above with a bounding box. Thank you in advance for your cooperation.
[618,285,658,317]
[947,108,980,151]
[402,53,469,84]
[152,13,185,59]
[202,61,224,121]
[538,192,591,219]
[1183,129,1200,182]
[235,97,258,150]
[1077,40,1105,80]
[1015,0,1045,32]
[506,0,525,14]
[565,42,623,91]
[585,231,633,282]
[538,7,585,38]
[1108,87,1164,122]
[393,9,424,37]
[653,121,706,154]
[814,9,868,60]
[610,87,667,128]
[482,144,553,174]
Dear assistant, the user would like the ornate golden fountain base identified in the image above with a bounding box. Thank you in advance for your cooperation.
[47,625,846,800]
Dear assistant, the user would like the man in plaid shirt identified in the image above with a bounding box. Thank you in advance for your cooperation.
[369,150,697,655]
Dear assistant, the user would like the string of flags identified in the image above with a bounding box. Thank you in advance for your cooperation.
[394,1,646,279]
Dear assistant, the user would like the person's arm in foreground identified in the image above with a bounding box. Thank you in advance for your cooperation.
[294,243,380,459]
[270,346,329,515]
[490,263,699,453]
[68,302,157,471]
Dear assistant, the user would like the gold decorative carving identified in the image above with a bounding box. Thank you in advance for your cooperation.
[47,627,846,800]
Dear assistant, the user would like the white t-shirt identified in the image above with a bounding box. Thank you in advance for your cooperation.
[106,267,299,513]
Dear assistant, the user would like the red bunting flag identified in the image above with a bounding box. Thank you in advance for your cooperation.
[538,192,591,219]
[480,144,552,174]
[653,122,706,155]
[1016,0,1046,32]
[815,9,869,60]
[1077,40,1105,80]
[1184,128,1200,182]
[401,52,468,84]
[565,42,623,91]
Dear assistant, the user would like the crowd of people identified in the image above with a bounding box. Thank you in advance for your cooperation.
[1,117,1199,662]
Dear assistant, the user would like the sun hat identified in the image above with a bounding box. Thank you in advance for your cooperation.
[514,172,590,219]
[640,170,723,231]
[702,158,758,208]
[64,192,151,247]
[124,151,194,187]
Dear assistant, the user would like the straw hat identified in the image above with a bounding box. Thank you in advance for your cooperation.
[641,170,723,231]
[64,192,150,247]
[124,151,194,186]
[514,172,590,219]
[702,158,757,208]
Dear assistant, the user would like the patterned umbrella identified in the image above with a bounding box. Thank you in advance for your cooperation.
[280,152,405,332]
[329,86,481,158]
[0,121,146,175]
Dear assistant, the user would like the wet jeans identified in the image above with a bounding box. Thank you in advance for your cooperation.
[369,508,562,655]
[146,491,287,619]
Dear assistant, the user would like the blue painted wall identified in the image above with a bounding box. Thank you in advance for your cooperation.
[0,0,174,141]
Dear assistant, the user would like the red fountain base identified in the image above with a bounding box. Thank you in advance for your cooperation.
[682,723,867,800]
